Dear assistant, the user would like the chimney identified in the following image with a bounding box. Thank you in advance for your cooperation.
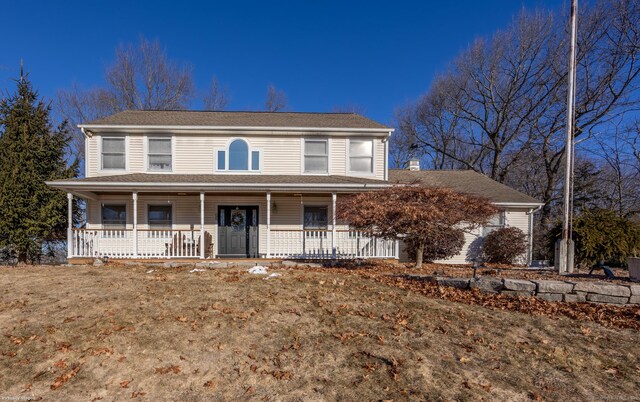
[408,158,420,171]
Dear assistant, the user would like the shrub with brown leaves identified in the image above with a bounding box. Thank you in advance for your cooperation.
[337,186,496,268]
[483,227,528,264]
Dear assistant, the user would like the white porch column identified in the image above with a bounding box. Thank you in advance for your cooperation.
[67,193,73,258]
[132,192,138,258]
[331,192,337,257]
[200,192,205,259]
[266,192,271,258]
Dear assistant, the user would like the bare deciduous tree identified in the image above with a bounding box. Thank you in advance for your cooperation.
[203,76,229,111]
[395,0,640,231]
[264,84,287,112]
[104,37,194,110]
[57,37,196,161]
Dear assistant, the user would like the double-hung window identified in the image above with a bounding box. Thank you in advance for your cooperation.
[101,137,126,170]
[148,138,172,171]
[482,212,505,237]
[349,139,373,174]
[148,205,172,237]
[102,204,126,237]
[304,139,328,174]
[304,206,328,239]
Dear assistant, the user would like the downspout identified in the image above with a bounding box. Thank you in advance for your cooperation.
[383,132,391,181]
[80,127,90,178]
[526,205,543,266]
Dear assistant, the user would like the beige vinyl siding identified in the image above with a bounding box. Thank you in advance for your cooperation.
[399,208,533,265]
[375,139,385,178]
[86,137,98,177]
[506,208,532,265]
[174,136,216,174]
[330,137,347,175]
[173,135,304,175]
[129,135,144,172]
[86,133,386,180]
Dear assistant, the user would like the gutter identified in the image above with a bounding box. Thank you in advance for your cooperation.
[45,180,391,192]
[526,205,544,266]
[78,124,395,136]
[494,201,545,208]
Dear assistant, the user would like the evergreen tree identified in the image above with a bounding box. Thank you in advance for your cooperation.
[0,71,78,263]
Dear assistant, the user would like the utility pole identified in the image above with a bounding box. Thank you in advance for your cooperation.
[557,0,578,274]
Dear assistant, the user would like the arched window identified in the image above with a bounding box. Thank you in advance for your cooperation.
[216,139,261,172]
[229,139,249,170]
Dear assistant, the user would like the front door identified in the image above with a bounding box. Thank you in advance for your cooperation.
[218,206,259,257]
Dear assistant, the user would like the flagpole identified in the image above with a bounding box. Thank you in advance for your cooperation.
[558,0,578,274]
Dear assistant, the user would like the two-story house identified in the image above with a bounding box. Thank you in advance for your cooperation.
[47,110,543,264]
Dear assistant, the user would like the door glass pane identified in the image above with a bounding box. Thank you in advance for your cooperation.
[349,140,372,157]
[229,140,249,170]
[219,209,225,226]
[349,157,372,173]
[230,209,246,232]
[304,155,328,173]
[103,154,125,169]
[103,138,125,153]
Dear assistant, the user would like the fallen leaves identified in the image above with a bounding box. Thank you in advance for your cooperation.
[53,360,68,369]
[91,347,114,356]
[154,364,181,374]
[293,261,640,330]
[50,365,81,390]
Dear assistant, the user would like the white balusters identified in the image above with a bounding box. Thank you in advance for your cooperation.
[269,230,398,259]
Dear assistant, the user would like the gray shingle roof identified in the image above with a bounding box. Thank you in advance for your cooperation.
[388,169,542,205]
[82,110,390,130]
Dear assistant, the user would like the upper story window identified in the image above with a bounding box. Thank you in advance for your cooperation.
[102,137,126,170]
[349,139,373,174]
[147,138,172,171]
[217,139,260,172]
[304,139,328,174]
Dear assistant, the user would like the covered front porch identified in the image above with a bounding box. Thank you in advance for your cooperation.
[65,190,398,260]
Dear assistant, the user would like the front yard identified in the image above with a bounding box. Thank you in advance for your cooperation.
[1,264,639,401]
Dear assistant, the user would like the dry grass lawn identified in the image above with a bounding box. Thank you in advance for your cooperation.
[1,264,639,401]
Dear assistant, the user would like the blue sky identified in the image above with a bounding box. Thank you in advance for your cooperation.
[1,0,562,125]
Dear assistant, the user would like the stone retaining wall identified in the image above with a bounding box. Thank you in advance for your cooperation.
[407,275,640,306]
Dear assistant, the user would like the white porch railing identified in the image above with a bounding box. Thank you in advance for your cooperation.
[71,229,202,258]
[70,228,397,259]
[270,230,398,259]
